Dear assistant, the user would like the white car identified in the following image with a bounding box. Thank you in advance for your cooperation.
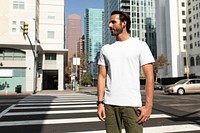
[164,79,200,95]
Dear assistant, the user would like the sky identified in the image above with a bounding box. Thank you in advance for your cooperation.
[65,0,104,31]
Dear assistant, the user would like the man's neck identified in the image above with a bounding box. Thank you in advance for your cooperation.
[116,33,130,41]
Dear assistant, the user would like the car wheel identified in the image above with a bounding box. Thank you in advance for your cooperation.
[177,88,185,95]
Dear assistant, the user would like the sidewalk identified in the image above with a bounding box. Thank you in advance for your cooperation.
[0,86,97,96]
[34,86,97,95]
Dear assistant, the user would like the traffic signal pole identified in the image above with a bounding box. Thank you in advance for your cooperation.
[21,22,38,94]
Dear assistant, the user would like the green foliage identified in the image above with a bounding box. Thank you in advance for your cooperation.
[81,71,92,86]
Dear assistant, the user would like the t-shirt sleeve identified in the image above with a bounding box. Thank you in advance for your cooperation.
[140,42,155,66]
[98,47,106,66]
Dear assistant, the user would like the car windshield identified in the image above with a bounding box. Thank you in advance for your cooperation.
[175,79,188,85]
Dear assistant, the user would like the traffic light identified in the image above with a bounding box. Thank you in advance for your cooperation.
[22,23,28,35]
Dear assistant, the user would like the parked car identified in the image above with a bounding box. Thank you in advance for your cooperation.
[164,79,200,95]
[154,82,163,90]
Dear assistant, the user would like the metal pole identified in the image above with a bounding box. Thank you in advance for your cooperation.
[26,34,37,94]
[76,42,78,78]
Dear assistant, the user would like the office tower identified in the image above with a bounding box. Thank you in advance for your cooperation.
[66,14,82,63]
[155,0,187,78]
[85,8,104,63]
[104,0,156,56]
[0,0,67,93]
[186,0,200,77]
[84,8,104,85]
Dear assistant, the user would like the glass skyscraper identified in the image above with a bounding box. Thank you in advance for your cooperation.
[104,0,156,56]
[84,8,104,63]
[84,8,104,85]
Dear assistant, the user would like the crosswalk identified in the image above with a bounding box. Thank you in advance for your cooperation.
[0,92,200,133]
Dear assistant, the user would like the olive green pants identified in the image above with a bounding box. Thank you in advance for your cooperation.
[105,104,143,133]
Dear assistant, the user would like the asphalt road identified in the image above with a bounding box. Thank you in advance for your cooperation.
[0,88,200,133]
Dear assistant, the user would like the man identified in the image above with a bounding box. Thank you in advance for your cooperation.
[97,10,154,133]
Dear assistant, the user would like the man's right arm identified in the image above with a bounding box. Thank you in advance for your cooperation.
[97,65,106,121]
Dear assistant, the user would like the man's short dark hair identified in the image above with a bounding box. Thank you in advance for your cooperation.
[111,11,131,33]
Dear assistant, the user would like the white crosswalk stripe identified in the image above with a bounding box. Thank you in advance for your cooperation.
[0,93,200,133]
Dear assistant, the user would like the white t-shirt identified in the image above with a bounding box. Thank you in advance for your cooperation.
[98,37,154,107]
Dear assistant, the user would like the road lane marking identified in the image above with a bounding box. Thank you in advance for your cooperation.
[5,109,97,116]
[0,104,15,118]
[20,97,97,101]
[13,104,97,109]
[66,124,200,133]
[0,117,100,126]
[19,99,96,103]
[17,101,96,106]
[0,113,172,127]
[149,114,171,118]
[144,124,200,133]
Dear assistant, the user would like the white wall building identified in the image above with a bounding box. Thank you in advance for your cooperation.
[155,0,187,78]
[186,0,200,77]
[0,0,67,93]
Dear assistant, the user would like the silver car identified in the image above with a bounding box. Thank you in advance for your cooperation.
[164,79,200,95]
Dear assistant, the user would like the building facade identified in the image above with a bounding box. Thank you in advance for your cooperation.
[0,0,67,93]
[84,8,104,85]
[104,0,156,56]
[66,14,82,64]
[186,0,200,77]
[155,0,187,78]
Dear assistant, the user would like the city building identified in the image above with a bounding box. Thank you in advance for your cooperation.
[186,0,200,77]
[104,0,156,56]
[155,0,187,78]
[66,14,82,83]
[0,0,67,93]
[84,8,104,85]
[66,14,82,64]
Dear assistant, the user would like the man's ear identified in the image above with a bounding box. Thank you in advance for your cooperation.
[122,21,126,28]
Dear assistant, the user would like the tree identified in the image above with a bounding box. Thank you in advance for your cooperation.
[153,54,169,82]
[81,70,92,86]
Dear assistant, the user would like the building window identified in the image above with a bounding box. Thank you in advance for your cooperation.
[47,31,55,38]
[12,28,17,32]
[189,26,192,31]
[196,56,200,65]
[13,0,25,9]
[189,17,192,23]
[190,57,195,66]
[183,44,187,49]
[48,12,56,20]
[188,8,191,14]
[190,43,193,49]
[181,2,185,7]
[188,1,191,6]
[182,19,186,23]
[0,48,25,60]
[183,36,187,40]
[12,21,17,25]
[45,53,56,60]
[183,27,186,32]
[184,57,187,66]
[182,11,185,15]
[189,34,193,40]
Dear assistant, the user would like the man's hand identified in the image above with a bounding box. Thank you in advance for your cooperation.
[136,105,152,124]
[97,104,106,121]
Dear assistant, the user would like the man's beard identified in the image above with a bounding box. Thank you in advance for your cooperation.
[110,26,123,36]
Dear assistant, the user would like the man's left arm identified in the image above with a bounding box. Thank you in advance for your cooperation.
[136,63,154,124]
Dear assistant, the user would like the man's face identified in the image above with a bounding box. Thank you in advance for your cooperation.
[109,14,123,36]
